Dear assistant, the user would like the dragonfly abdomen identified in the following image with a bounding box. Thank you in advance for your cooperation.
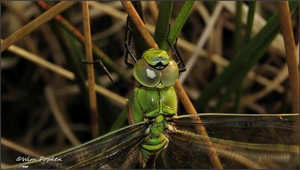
[135,111,171,168]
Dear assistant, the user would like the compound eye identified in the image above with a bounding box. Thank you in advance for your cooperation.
[160,60,179,87]
[133,59,160,88]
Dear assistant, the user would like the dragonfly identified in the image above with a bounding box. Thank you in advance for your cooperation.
[11,16,299,169]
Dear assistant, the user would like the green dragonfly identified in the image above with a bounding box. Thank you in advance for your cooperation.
[11,17,299,169]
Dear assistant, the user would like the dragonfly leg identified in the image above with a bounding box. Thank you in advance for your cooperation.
[82,60,116,85]
[165,25,186,72]
[124,16,137,68]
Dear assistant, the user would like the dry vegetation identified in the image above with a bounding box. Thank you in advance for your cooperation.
[1,1,298,167]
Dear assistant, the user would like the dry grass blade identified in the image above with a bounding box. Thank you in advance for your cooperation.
[242,64,289,106]
[121,1,222,168]
[179,3,223,83]
[35,1,130,83]
[82,1,99,138]
[45,86,81,146]
[1,1,29,23]
[1,1,77,52]
[88,1,126,21]
[1,39,74,79]
[2,1,297,168]
[276,2,299,113]
[121,1,158,49]
[1,137,42,159]
[3,40,126,106]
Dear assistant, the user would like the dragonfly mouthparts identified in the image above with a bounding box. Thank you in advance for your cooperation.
[154,62,166,70]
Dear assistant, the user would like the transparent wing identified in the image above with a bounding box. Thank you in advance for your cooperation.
[163,113,299,169]
[13,122,148,169]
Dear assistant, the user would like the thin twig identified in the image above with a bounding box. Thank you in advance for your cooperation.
[82,2,99,138]
[1,1,77,52]
[276,2,299,113]
[121,1,222,168]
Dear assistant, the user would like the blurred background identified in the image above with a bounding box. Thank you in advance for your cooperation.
[1,1,299,167]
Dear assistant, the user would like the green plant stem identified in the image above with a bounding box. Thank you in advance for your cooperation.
[244,2,256,43]
[235,1,256,113]
[233,1,243,112]
[154,1,173,48]
[161,1,195,51]
[233,1,243,54]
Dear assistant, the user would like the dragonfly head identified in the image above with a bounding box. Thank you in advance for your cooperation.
[133,48,179,88]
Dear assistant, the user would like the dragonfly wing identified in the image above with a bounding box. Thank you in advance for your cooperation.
[14,122,148,169]
[163,114,299,169]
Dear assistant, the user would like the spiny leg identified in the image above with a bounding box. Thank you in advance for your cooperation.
[83,17,139,88]
[82,60,116,85]
[124,16,138,68]
[165,25,186,72]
